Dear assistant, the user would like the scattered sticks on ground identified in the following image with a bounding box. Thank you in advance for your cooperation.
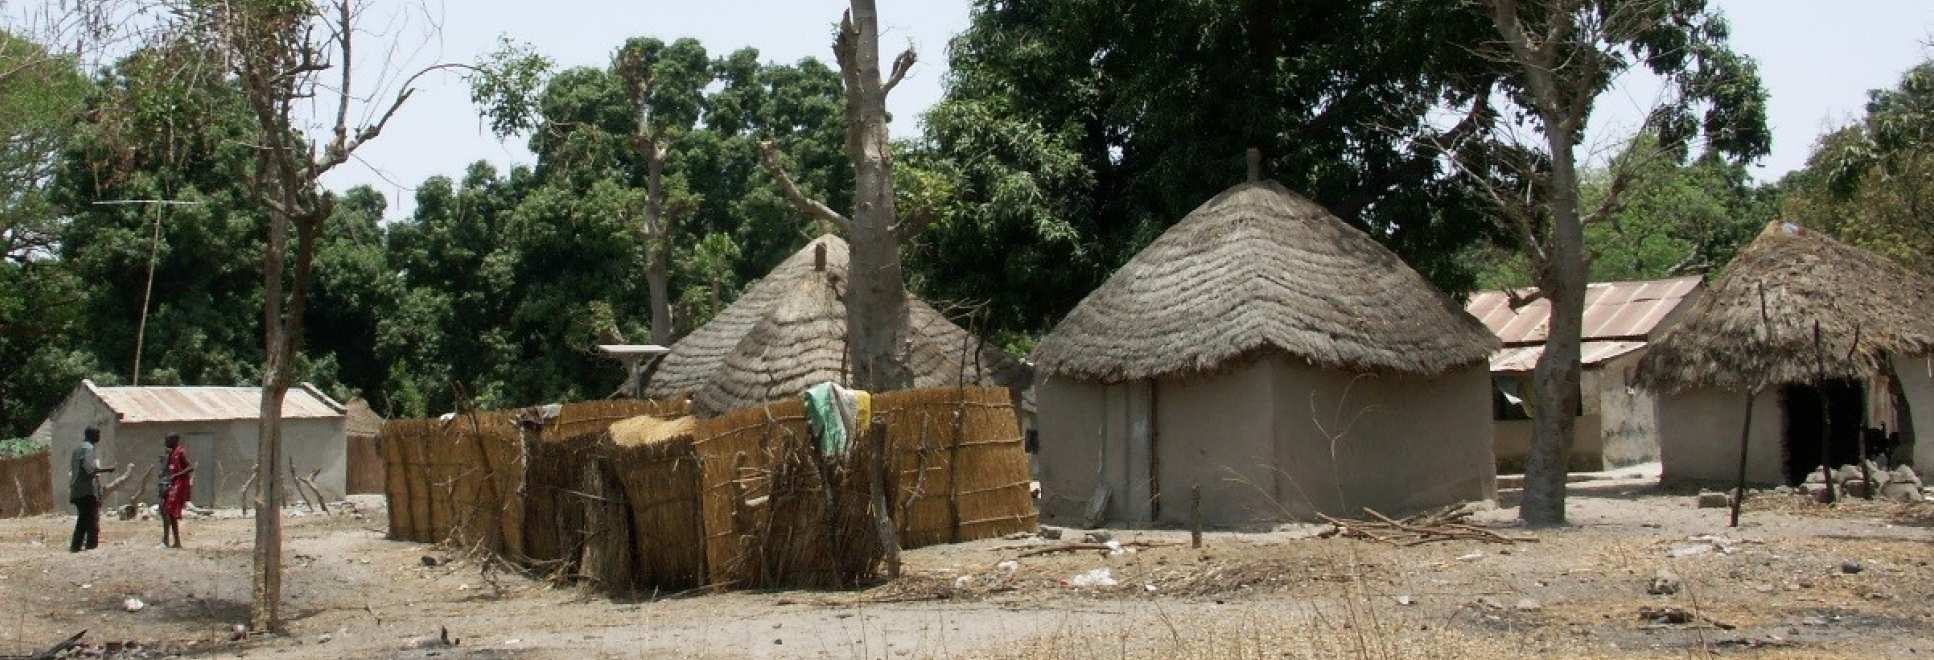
[1008,540,1180,559]
[1317,506,1537,546]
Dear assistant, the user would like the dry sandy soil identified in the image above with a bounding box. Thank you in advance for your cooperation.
[3,474,1934,659]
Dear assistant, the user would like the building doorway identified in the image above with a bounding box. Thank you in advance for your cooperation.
[1780,379,1866,485]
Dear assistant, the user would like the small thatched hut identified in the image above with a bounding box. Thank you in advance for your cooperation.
[645,235,1028,416]
[1030,176,1500,527]
[1638,222,1934,485]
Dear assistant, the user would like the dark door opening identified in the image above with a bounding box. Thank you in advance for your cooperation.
[1780,379,1866,485]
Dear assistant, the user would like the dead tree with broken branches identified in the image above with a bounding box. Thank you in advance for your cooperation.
[759,0,926,393]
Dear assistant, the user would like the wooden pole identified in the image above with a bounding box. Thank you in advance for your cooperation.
[867,418,900,579]
[1813,322,1837,504]
[1190,484,1202,549]
[948,400,964,543]
[131,203,164,385]
[1729,392,1756,528]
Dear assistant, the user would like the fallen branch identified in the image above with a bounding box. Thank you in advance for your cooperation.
[25,629,86,660]
[296,467,331,514]
[1318,506,1537,546]
[1012,541,1178,559]
[287,460,321,513]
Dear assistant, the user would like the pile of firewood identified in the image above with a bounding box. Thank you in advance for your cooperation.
[1316,506,1536,546]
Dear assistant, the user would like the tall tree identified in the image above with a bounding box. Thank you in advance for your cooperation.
[1459,0,1768,525]
[475,37,710,346]
[760,0,922,391]
[135,0,451,629]
[474,39,844,348]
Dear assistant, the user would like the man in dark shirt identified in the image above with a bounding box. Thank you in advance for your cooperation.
[69,428,114,552]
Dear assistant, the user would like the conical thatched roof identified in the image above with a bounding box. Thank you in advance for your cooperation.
[1638,222,1934,393]
[1032,181,1497,382]
[345,398,384,437]
[644,234,1027,415]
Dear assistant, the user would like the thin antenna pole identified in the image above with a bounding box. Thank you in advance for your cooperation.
[94,198,203,386]
[132,203,164,385]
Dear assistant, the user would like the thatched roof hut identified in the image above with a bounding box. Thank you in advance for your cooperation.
[645,234,1027,416]
[1637,222,1934,486]
[1640,222,1934,393]
[1030,178,1499,526]
[1032,181,1497,382]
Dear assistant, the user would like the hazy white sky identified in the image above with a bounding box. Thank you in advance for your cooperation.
[314,0,1933,220]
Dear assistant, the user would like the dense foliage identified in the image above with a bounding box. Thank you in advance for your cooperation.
[1780,61,1934,273]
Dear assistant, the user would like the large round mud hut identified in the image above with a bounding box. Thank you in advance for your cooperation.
[644,234,1028,416]
[1029,172,1500,527]
[1638,222,1934,486]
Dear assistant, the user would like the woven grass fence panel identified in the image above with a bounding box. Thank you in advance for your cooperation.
[684,387,1031,589]
[377,399,678,554]
[344,433,386,495]
[874,387,1037,548]
[691,400,883,589]
[0,451,52,518]
[608,416,706,592]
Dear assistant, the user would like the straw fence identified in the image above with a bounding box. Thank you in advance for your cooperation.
[345,433,385,495]
[691,386,1035,588]
[380,387,1034,595]
[379,399,687,563]
[0,450,53,518]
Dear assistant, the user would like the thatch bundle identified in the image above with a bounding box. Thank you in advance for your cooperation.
[1031,181,1497,382]
[0,451,52,518]
[1639,222,1934,393]
[645,234,1030,415]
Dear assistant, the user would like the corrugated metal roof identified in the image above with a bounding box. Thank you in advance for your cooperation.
[1465,276,1702,346]
[85,382,345,424]
[1489,341,1647,373]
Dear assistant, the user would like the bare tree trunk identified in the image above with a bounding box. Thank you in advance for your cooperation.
[838,0,913,392]
[1521,141,1586,527]
[757,0,919,392]
[251,381,286,630]
[643,137,673,346]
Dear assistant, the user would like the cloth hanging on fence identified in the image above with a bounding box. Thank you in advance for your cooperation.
[802,382,872,456]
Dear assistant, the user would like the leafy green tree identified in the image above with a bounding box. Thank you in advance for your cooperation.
[52,42,266,389]
[0,31,94,437]
[378,163,531,414]
[1458,0,1768,526]
[908,0,1511,339]
[1783,61,1934,273]
[1472,140,1778,289]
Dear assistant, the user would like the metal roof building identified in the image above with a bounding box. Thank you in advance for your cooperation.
[45,380,349,507]
[1464,276,1706,473]
[1465,276,1703,373]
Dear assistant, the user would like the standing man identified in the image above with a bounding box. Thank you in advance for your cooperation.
[159,434,193,548]
[69,428,114,552]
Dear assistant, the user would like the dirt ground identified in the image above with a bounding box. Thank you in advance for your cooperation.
[3,473,1934,659]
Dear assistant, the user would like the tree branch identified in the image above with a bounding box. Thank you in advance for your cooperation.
[758,140,850,232]
[882,47,916,98]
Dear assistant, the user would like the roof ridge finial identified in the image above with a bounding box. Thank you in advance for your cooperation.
[1246,147,1262,183]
